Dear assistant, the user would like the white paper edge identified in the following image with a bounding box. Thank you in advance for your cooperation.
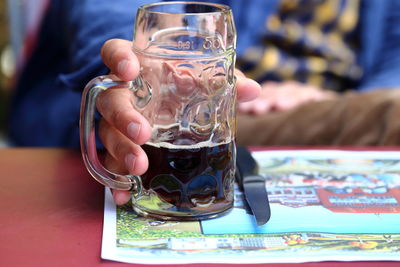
[101,188,118,261]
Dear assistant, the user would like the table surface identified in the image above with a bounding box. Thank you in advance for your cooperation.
[0,147,399,267]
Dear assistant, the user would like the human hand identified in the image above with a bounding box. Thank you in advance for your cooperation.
[238,80,338,115]
[97,39,261,205]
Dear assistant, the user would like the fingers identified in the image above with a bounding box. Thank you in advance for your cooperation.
[99,121,148,205]
[103,153,133,205]
[234,68,263,112]
[97,87,152,145]
[238,98,272,115]
[237,80,336,115]
[112,190,132,206]
[238,85,274,114]
[236,74,261,102]
[99,39,151,206]
[100,39,140,81]
[100,42,262,102]
[271,81,326,110]
[104,152,128,174]
[238,81,274,114]
[99,119,149,176]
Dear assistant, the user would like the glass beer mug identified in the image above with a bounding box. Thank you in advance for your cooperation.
[80,2,237,220]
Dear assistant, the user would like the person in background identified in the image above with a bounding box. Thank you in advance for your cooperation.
[235,0,400,146]
[6,0,400,203]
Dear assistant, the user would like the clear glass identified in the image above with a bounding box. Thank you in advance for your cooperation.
[80,1,237,220]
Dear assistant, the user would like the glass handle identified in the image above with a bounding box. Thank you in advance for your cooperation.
[79,75,143,193]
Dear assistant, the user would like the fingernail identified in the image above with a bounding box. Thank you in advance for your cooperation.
[127,122,141,140]
[117,59,129,75]
[125,153,136,174]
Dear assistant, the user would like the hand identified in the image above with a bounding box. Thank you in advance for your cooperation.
[238,80,338,115]
[97,39,261,205]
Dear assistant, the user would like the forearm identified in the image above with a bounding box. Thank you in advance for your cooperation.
[237,89,400,146]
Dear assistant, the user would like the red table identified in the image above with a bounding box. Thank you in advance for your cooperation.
[0,148,398,267]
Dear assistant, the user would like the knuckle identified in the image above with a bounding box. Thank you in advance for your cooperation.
[103,153,120,173]
[96,92,109,113]
[104,40,123,68]
[98,119,108,142]
[113,140,128,159]
[101,39,116,61]
[98,120,112,147]
[110,108,129,125]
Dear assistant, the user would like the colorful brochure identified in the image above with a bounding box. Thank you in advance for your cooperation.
[102,150,400,264]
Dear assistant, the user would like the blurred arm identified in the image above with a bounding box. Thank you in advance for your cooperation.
[8,0,151,147]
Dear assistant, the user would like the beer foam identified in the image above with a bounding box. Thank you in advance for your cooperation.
[145,140,232,150]
[147,124,232,149]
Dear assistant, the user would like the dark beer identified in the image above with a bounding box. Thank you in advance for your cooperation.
[141,140,235,215]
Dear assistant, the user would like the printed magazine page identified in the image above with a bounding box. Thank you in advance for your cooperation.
[102,150,400,264]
